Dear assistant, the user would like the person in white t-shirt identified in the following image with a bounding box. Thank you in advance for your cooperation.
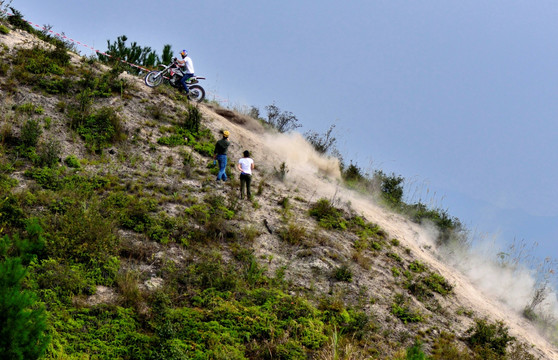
[176,49,195,94]
[237,150,255,200]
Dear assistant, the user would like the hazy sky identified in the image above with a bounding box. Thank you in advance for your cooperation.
[7,1,558,260]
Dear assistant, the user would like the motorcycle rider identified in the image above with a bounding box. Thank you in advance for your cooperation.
[176,49,195,95]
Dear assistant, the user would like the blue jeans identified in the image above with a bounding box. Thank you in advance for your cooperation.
[216,154,227,181]
[180,73,194,93]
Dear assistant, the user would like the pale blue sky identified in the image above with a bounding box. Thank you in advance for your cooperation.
[10,1,558,260]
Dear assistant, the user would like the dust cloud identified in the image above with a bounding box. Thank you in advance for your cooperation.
[262,132,341,179]
[259,129,558,356]
[445,236,558,318]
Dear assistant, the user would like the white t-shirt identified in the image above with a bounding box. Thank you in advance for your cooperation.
[238,157,254,175]
[177,56,195,74]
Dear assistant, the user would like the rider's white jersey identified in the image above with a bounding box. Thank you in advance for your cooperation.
[177,57,195,74]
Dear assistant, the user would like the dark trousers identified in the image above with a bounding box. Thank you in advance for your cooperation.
[240,173,252,199]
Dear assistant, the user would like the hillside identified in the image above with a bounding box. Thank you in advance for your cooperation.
[1,25,557,359]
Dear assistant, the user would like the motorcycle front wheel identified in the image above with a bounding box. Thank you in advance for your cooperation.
[144,71,164,87]
[187,85,205,102]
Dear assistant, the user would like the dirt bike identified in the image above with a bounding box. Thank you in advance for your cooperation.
[144,60,206,102]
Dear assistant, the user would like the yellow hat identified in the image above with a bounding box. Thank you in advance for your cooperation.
[223,130,230,138]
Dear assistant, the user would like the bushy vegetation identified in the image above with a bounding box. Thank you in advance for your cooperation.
[0,23,9,34]
[466,318,515,358]
[157,105,214,155]
[391,293,423,324]
[309,198,347,230]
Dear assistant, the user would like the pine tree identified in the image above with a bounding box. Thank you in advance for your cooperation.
[0,257,50,360]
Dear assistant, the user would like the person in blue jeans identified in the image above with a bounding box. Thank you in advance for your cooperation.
[213,130,230,181]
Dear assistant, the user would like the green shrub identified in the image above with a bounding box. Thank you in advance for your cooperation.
[76,107,125,151]
[38,76,72,94]
[391,294,422,324]
[0,24,9,34]
[410,202,466,245]
[278,196,290,209]
[276,340,305,359]
[409,260,428,273]
[157,134,187,146]
[342,161,365,182]
[7,7,33,32]
[0,194,25,229]
[405,341,430,360]
[373,170,404,207]
[32,259,96,300]
[44,200,119,265]
[147,221,173,243]
[119,197,156,233]
[64,155,80,168]
[0,220,45,265]
[185,258,239,292]
[237,251,266,287]
[0,60,9,76]
[69,89,93,123]
[332,264,353,282]
[422,272,453,295]
[48,305,150,359]
[157,125,215,156]
[387,252,402,263]
[431,332,472,360]
[405,270,453,300]
[116,269,143,309]
[77,69,127,97]
[20,118,42,148]
[369,240,382,251]
[37,138,61,167]
[0,172,17,191]
[13,45,70,76]
[183,104,202,133]
[466,318,515,357]
[25,169,110,192]
[309,198,347,230]
[507,342,539,360]
[24,167,62,190]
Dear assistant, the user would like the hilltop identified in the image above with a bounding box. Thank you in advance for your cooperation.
[1,24,557,359]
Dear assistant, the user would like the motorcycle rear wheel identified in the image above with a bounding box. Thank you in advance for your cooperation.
[144,71,164,87]
[187,85,205,102]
